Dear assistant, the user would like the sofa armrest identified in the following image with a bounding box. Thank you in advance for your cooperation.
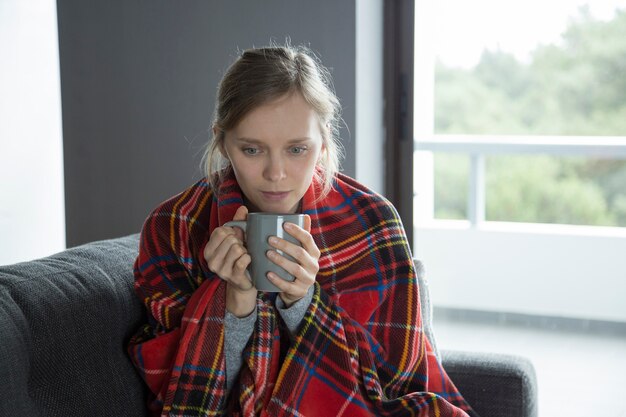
[441,350,538,417]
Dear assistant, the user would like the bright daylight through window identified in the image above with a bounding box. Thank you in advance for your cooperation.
[412,2,626,415]
[412,0,626,349]
[414,0,626,228]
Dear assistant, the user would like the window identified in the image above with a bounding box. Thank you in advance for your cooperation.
[0,0,65,265]
[425,3,626,226]
[414,0,626,316]
[413,2,626,413]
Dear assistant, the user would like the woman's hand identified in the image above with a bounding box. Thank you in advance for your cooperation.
[266,215,320,307]
[203,206,257,317]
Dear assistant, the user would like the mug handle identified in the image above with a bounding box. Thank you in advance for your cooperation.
[223,220,247,232]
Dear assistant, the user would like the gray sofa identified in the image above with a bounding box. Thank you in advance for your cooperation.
[0,234,537,416]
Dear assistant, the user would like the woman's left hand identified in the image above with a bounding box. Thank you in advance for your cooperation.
[266,215,320,307]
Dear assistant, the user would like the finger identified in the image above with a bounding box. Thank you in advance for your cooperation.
[304,214,311,233]
[204,227,236,263]
[226,248,252,288]
[233,205,248,221]
[282,222,320,259]
[223,241,247,275]
[208,234,243,274]
[268,232,319,274]
[266,271,300,294]
[228,205,248,240]
[266,249,308,280]
[226,226,245,242]
[232,253,252,277]
[268,236,309,268]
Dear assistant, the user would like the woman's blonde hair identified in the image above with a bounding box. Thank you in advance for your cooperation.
[202,44,343,199]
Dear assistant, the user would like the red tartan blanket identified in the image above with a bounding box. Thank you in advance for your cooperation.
[128,171,473,416]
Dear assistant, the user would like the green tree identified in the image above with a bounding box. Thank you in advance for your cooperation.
[486,155,614,225]
[433,7,626,226]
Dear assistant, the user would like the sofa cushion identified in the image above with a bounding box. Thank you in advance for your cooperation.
[0,234,147,416]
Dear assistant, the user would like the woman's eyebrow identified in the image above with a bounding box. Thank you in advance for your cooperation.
[234,137,313,144]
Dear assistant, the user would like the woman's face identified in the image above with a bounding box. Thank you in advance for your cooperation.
[221,93,324,213]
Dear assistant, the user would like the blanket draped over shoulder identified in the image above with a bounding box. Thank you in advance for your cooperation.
[128,171,473,417]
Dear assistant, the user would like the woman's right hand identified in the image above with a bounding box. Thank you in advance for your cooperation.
[204,205,257,317]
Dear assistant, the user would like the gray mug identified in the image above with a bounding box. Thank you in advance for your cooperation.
[224,212,305,292]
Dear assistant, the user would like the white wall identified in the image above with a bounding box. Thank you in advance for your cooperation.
[415,222,626,322]
[0,0,65,265]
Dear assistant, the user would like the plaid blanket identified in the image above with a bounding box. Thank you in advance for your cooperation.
[129,171,473,416]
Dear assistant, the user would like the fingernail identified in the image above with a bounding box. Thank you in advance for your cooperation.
[269,236,278,245]
[284,222,294,230]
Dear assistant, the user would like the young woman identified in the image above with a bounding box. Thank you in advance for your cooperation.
[129,45,475,417]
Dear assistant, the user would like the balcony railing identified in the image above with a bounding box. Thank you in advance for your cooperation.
[414,135,626,227]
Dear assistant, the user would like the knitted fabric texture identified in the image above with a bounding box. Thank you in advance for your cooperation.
[128,171,473,416]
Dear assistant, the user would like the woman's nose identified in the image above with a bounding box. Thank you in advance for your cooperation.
[263,155,286,182]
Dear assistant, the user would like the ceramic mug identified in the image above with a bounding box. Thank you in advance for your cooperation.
[224,212,305,292]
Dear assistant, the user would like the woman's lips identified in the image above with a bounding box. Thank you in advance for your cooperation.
[261,191,290,201]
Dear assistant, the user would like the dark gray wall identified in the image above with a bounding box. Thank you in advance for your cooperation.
[58,0,357,247]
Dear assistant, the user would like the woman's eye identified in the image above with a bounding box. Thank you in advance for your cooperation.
[242,147,259,155]
[290,146,307,155]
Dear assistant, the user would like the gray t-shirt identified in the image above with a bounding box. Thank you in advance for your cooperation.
[223,286,314,391]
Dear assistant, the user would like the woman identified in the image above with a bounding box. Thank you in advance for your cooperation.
[129,45,474,417]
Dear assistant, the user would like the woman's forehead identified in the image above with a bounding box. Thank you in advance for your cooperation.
[229,94,323,142]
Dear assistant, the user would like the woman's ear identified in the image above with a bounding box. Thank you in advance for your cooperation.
[213,126,227,158]
[317,142,327,164]
[324,124,333,151]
